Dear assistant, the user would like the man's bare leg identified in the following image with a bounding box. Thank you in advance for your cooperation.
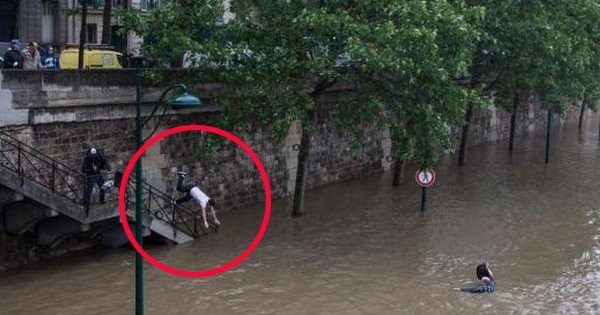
[201,206,209,229]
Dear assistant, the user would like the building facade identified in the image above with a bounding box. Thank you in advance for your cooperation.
[0,0,159,53]
[0,0,67,45]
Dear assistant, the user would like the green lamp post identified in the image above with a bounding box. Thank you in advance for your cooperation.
[134,70,201,315]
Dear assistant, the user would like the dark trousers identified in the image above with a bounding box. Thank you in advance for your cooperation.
[82,174,105,205]
[175,176,195,206]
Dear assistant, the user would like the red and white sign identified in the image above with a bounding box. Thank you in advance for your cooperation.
[415,169,436,187]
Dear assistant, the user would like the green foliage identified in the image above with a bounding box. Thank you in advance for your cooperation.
[218,0,485,168]
[466,0,600,115]
[117,0,225,66]
[122,1,485,168]
[122,0,600,169]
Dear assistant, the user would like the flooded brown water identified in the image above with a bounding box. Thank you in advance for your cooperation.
[1,119,600,314]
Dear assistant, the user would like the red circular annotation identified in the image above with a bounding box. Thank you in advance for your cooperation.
[118,125,272,278]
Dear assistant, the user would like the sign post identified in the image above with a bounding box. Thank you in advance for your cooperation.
[415,169,436,212]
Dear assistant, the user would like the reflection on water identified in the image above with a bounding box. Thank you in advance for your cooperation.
[1,119,599,314]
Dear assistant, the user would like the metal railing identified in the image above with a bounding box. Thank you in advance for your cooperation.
[0,131,210,238]
[124,179,215,238]
[0,132,84,202]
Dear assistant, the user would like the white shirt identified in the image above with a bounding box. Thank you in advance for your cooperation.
[190,187,211,208]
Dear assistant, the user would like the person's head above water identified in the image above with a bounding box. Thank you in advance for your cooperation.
[476,263,492,280]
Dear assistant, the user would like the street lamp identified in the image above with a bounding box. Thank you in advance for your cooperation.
[134,69,201,315]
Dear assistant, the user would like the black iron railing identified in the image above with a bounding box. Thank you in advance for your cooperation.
[125,179,214,238]
[0,132,84,202]
[0,131,210,238]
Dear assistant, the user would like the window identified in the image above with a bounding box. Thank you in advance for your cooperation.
[0,0,17,42]
[86,23,97,43]
[76,0,102,10]
[140,0,159,11]
[42,0,56,43]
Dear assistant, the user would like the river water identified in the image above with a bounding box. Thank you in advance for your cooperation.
[1,119,599,314]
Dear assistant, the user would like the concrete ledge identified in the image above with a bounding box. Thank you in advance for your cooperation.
[0,69,227,109]
[28,102,223,124]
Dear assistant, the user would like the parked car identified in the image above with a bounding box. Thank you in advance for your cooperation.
[59,48,123,69]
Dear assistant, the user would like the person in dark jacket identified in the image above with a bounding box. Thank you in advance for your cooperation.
[42,45,59,69]
[453,263,495,293]
[3,39,23,69]
[81,147,110,206]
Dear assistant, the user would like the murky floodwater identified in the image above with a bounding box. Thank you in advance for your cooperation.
[1,119,600,314]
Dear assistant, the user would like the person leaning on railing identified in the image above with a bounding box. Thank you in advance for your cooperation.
[22,42,43,70]
[3,39,23,69]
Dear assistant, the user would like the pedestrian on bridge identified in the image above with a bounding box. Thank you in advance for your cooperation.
[172,171,220,229]
[80,147,110,207]
[3,39,23,69]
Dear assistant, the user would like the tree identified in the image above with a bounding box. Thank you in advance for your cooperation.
[101,0,113,45]
[122,0,483,216]
[222,1,484,213]
[458,0,596,164]
[569,1,600,133]
[77,0,92,69]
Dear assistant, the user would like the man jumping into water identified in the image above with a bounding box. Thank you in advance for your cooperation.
[453,263,495,293]
[173,171,221,229]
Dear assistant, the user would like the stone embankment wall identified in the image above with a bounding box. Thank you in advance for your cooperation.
[0,70,385,211]
[0,69,584,271]
[464,91,581,147]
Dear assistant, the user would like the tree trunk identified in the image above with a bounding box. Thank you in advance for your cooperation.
[78,2,87,69]
[291,111,315,217]
[392,159,405,187]
[290,80,334,217]
[101,0,112,45]
[578,97,587,130]
[458,106,474,166]
[509,92,519,151]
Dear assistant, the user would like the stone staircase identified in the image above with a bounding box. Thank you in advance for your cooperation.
[0,131,213,248]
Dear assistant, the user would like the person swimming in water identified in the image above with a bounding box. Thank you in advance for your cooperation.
[453,263,495,293]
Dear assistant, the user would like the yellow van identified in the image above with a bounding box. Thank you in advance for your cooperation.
[59,48,123,69]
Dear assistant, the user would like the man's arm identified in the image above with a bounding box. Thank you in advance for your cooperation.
[37,55,43,69]
[81,158,90,173]
[454,285,493,294]
[208,205,220,225]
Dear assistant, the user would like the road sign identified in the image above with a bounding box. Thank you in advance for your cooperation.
[415,169,436,188]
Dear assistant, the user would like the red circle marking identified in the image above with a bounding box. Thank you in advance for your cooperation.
[414,169,436,188]
[118,125,272,277]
